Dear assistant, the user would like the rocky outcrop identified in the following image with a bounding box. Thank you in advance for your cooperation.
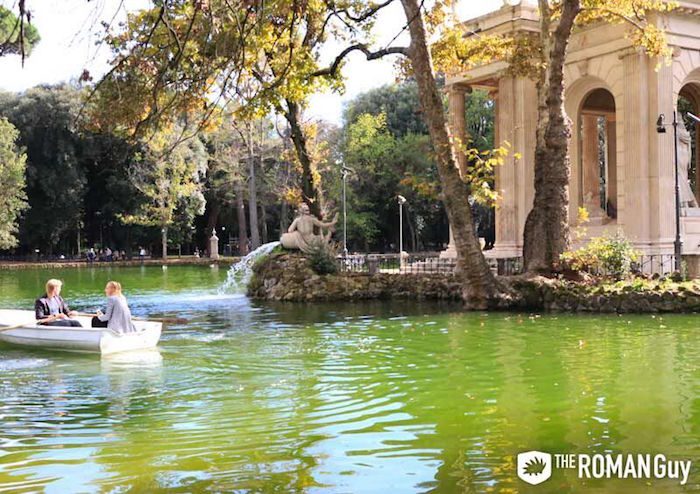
[507,276,700,313]
[250,252,700,313]
[248,252,462,302]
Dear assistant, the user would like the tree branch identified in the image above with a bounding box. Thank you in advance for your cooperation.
[579,6,645,31]
[324,0,396,24]
[312,44,408,78]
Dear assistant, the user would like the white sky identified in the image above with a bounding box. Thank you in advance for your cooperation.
[0,0,502,124]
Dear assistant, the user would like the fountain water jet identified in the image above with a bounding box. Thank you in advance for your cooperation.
[219,241,280,293]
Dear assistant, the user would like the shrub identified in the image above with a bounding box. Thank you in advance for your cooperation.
[560,232,640,279]
[306,241,339,275]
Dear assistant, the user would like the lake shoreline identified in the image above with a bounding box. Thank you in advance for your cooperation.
[0,256,237,270]
[251,252,700,313]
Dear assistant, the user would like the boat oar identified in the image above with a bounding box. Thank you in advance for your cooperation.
[142,316,188,325]
[76,313,187,325]
[0,322,38,332]
[0,315,57,332]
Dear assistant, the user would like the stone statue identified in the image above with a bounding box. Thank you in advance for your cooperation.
[281,203,338,253]
[583,191,606,222]
[678,124,698,208]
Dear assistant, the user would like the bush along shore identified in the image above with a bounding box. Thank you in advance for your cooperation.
[249,252,700,313]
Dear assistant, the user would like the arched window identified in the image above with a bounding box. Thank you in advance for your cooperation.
[579,88,617,221]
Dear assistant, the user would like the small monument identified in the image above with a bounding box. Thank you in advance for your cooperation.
[209,229,220,260]
[281,203,338,253]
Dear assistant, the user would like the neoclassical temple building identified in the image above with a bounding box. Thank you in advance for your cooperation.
[444,0,700,259]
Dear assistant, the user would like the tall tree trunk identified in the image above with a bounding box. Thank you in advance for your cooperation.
[284,99,324,218]
[236,180,249,256]
[400,0,506,308]
[522,0,581,273]
[247,123,261,250]
[280,201,289,234]
[126,228,132,259]
[161,226,168,260]
[259,119,269,245]
[206,200,220,237]
[405,206,417,252]
[260,204,268,244]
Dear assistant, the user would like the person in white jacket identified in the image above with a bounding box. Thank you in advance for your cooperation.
[91,281,136,333]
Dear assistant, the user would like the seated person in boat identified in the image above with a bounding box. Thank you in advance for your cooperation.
[91,281,136,333]
[35,279,82,327]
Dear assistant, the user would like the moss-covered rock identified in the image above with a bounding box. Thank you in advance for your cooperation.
[248,252,463,302]
[249,253,700,313]
[504,276,700,313]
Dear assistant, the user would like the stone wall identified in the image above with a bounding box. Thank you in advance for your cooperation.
[250,253,700,313]
[509,277,700,313]
[248,252,463,302]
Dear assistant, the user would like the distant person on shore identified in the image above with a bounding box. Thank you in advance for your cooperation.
[104,247,113,262]
[87,248,96,263]
[91,281,136,333]
[35,279,82,327]
[139,247,146,263]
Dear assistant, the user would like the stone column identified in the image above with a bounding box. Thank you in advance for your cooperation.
[647,58,676,251]
[694,121,700,203]
[490,76,537,258]
[209,230,220,260]
[441,85,468,259]
[607,115,618,213]
[621,52,651,246]
[448,85,468,174]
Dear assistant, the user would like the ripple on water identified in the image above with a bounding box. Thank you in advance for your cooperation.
[0,358,52,372]
[1,284,700,493]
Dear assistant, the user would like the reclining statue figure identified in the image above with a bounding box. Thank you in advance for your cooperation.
[281,203,338,253]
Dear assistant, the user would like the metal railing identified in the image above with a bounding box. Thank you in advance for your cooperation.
[633,254,676,275]
[337,253,680,277]
[337,253,525,276]
[337,253,456,275]
[492,257,523,276]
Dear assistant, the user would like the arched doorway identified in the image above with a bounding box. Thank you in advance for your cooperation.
[679,83,700,204]
[579,88,617,223]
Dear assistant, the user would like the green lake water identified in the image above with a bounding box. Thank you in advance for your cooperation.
[1,265,699,493]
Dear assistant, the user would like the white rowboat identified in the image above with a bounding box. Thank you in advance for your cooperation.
[0,310,162,355]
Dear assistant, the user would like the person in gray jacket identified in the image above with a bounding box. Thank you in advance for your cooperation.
[91,281,136,333]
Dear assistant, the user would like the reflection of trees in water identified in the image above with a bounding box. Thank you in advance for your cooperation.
[92,323,327,492]
[254,299,463,326]
[2,311,698,492]
[293,313,699,493]
[0,355,123,491]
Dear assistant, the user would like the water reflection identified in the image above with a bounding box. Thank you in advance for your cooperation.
[0,267,700,492]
